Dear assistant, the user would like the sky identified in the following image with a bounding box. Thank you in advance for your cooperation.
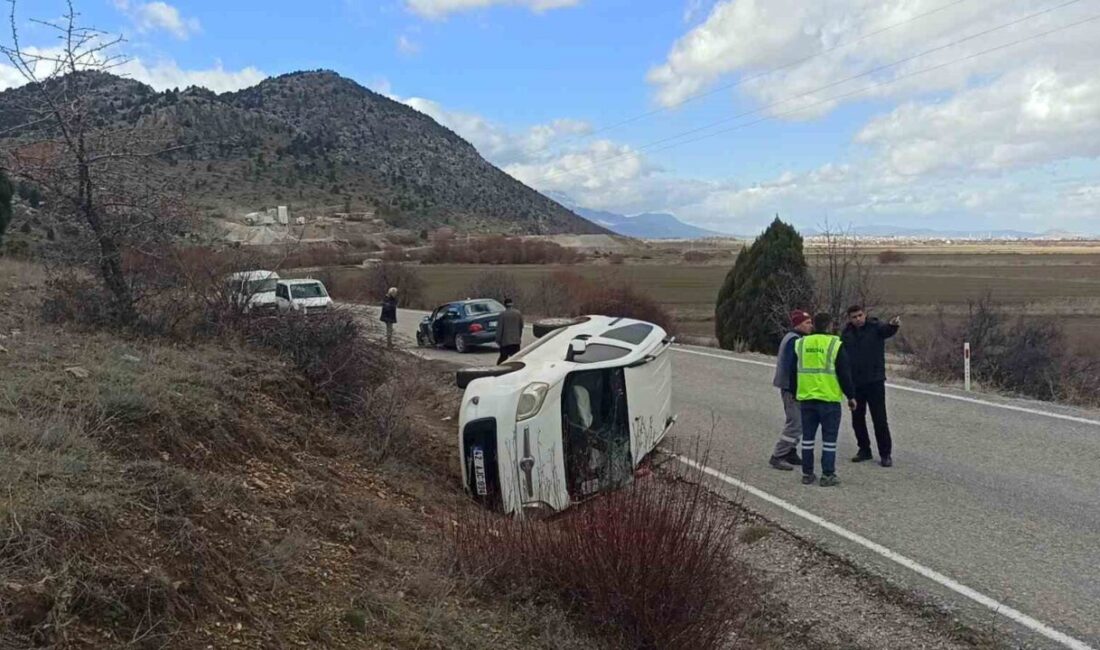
[2,0,1099,235]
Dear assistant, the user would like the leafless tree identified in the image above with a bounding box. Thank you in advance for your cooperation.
[814,219,878,324]
[0,0,192,324]
[767,266,815,340]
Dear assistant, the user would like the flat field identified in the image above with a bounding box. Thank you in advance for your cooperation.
[330,244,1100,348]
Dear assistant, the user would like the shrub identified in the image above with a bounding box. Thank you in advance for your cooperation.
[242,310,390,419]
[904,297,1097,405]
[682,250,714,263]
[528,270,584,317]
[715,217,814,354]
[381,244,407,262]
[453,473,754,649]
[422,234,581,265]
[361,262,427,308]
[877,249,908,264]
[576,284,678,336]
[524,270,677,334]
[464,269,525,305]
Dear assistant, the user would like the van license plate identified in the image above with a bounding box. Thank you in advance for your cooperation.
[488,320,497,328]
[472,447,488,496]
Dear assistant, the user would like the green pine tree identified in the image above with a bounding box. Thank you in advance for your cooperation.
[0,170,13,247]
[715,216,815,353]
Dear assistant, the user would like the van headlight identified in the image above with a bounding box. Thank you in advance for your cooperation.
[516,383,549,422]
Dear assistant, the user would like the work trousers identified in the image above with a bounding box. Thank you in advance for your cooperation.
[801,401,842,477]
[771,390,802,460]
[385,322,394,348]
[498,344,521,364]
[852,380,892,458]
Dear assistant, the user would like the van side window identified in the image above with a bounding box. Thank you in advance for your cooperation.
[276,284,288,299]
[601,323,654,345]
[572,343,630,364]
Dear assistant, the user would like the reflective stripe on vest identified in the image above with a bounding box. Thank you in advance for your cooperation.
[795,334,843,402]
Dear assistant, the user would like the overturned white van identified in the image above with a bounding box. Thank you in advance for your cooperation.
[456,316,676,516]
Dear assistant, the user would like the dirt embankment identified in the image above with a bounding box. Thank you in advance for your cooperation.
[1,258,1016,649]
[0,259,597,649]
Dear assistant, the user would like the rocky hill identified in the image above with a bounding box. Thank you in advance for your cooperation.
[0,71,605,235]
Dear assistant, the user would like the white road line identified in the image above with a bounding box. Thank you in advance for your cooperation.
[674,454,1096,650]
[673,346,1100,428]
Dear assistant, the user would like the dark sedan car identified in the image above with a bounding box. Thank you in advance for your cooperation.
[416,299,505,353]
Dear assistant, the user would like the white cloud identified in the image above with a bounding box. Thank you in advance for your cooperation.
[404,0,582,20]
[114,1,201,40]
[397,34,421,55]
[633,0,1100,234]
[648,0,1100,113]
[401,95,591,166]
[857,66,1100,177]
[0,39,264,94]
[118,58,266,93]
[392,90,1100,235]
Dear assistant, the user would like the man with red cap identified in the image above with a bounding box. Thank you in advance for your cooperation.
[769,309,814,470]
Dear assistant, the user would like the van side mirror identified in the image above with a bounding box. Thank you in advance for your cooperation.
[566,339,587,361]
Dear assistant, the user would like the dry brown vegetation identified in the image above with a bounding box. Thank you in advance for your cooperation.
[454,469,763,649]
[0,258,603,648]
[317,261,428,310]
[421,233,583,265]
[900,297,1100,406]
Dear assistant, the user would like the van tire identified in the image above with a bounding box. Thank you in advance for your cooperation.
[455,335,470,353]
[456,364,523,389]
[532,317,585,338]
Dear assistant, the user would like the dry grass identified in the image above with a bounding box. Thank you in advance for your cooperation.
[0,262,605,648]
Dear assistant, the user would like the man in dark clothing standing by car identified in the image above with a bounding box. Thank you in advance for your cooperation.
[496,298,524,364]
[768,310,813,471]
[380,287,398,348]
[842,305,901,467]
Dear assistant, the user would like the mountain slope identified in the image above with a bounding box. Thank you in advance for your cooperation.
[0,71,605,235]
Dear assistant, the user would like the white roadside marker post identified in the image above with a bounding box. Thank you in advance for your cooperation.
[964,342,971,392]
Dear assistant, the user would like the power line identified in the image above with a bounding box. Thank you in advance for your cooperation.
[539,0,1087,182]
[553,0,981,149]
[646,12,1100,156]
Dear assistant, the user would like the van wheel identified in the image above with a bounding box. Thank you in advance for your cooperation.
[455,335,470,353]
[533,317,587,338]
[415,331,425,347]
[456,364,523,389]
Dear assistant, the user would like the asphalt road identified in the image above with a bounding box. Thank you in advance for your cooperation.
[379,307,1100,649]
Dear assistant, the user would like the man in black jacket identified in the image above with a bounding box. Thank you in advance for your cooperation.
[842,305,900,467]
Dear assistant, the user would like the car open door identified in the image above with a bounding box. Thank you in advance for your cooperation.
[624,337,674,461]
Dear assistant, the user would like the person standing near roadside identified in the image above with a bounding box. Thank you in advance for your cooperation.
[496,298,524,364]
[790,312,857,487]
[842,305,901,467]
[380,287,398,348]
[769,310,814,471]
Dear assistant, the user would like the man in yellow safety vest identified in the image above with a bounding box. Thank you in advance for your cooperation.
[789,312,857,487]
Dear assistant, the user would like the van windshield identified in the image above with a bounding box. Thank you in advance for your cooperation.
[290,283,327,299]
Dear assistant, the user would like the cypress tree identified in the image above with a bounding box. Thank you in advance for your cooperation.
[715,216,814,353]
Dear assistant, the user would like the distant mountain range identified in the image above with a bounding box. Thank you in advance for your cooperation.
[546,193,725,240]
